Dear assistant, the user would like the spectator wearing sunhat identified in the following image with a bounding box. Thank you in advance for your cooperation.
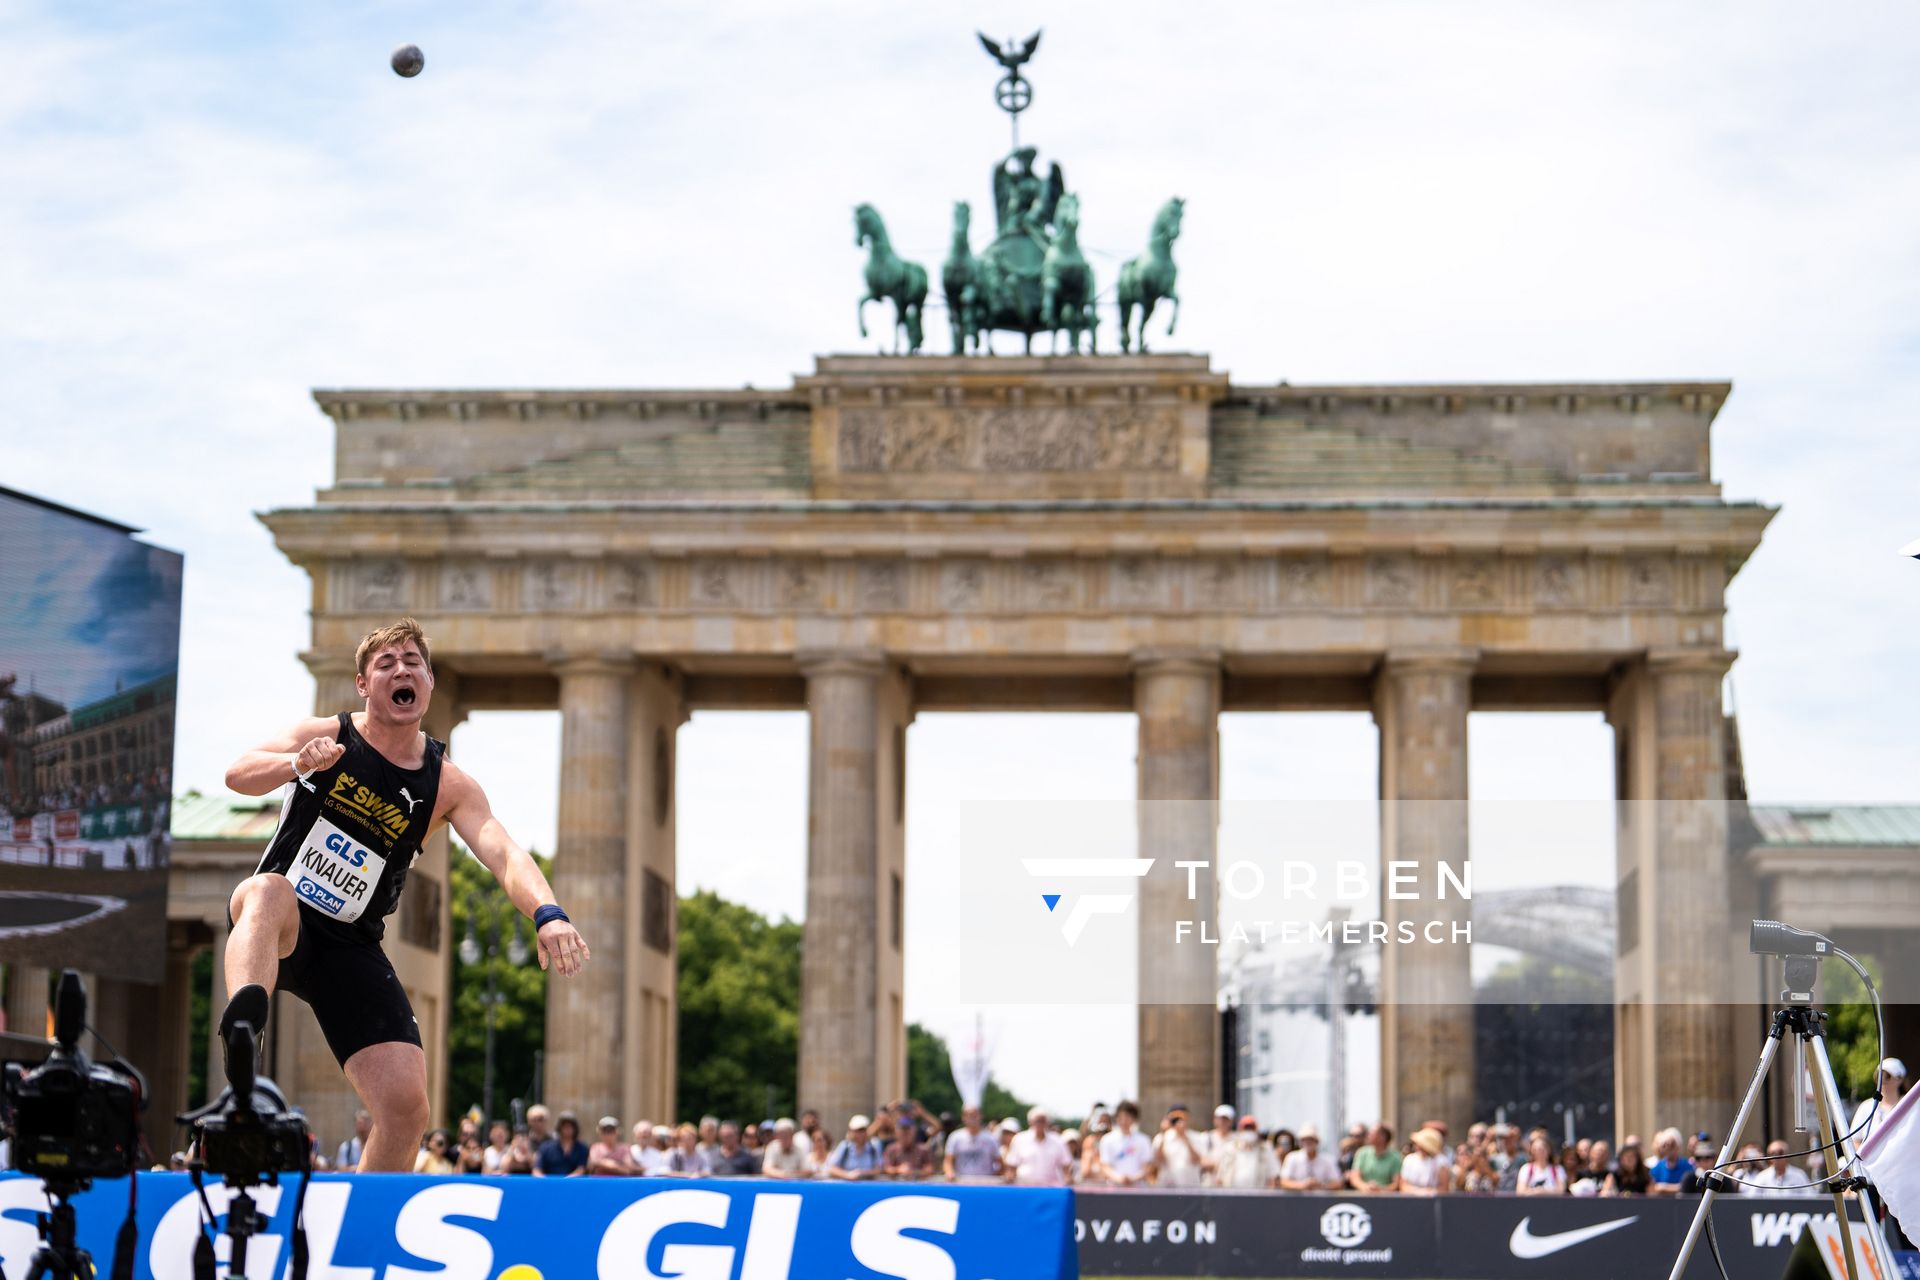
[1851,1057,1907,1146]
[1152,1105,1206,1187]
[1212,1115,1281,1188]
[1280,1125,1344,1191]
[1400,1128,1448,1195]
[1419,1120,1453,1182]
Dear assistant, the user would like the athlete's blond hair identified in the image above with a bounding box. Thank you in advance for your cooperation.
[354,617,432,676]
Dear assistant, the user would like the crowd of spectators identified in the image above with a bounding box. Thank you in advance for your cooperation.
[257,1054,1905,1201]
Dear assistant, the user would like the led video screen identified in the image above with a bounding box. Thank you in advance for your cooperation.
[0,487,182,985]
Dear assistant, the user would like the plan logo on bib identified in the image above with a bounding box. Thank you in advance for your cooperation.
[1022,858,1154,945]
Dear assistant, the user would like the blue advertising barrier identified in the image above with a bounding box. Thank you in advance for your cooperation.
[0,1173,1078,1280]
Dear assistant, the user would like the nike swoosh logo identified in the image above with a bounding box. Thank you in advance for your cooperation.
[1509,1215,1638,1258]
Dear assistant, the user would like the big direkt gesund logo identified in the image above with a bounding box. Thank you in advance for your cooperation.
[1022,858,1155,945]
[1299,1202,1395,1267]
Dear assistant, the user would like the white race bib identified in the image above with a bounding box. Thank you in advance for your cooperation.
[285,816,388,924]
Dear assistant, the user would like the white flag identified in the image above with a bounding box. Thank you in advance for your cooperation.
[1858,1083,1920,1232]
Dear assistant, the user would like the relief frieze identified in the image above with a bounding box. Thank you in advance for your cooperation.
[355,559,407,610]
[607,561,656,608]
[462,552,1654,617]
[440,563,491,611]
[838,407,1180,473]
[523,560,581,611]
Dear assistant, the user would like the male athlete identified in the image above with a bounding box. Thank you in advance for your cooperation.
[219,618,588,1171]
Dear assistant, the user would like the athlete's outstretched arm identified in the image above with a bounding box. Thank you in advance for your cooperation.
[442,760,590,977]
[224,717,347,796]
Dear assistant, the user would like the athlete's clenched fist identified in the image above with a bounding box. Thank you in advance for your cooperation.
[295,736,346,779]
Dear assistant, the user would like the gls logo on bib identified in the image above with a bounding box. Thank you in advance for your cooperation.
[286,816,387,924]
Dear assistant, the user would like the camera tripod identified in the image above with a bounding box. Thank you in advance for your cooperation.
[187,1178,276,1280]
[1666,1002,1895,1280]
[13,1184,93,1280]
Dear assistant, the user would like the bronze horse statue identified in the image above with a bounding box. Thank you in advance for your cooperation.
[855,203,927,354]
[1041,192,1096,354]
[942,201,984,355]
[1117,196,1184,353]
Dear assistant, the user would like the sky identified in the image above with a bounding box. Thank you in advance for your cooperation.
[5,1,1920,1114]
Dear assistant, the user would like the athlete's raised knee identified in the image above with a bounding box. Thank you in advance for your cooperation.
[231,872,297,923]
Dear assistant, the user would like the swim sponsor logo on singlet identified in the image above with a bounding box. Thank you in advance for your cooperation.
[325,771,412,847]
[286,815,388,924]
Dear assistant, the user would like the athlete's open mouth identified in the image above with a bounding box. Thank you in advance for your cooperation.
[391,686,416,707]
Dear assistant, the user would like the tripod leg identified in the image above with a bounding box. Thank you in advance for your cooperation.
[1809,1035,1897,1278]
[1668,1029,1783,1280]
[1808,1053,1861,1280]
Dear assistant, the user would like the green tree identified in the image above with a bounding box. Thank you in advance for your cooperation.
[1824,953,1885,1107]
[906,1022,1032,1122]
[447,843,550,1123]
[187,950,212,1106]
[676,889,802,1122]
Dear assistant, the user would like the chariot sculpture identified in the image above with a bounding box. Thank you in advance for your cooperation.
[851,32,1185,357]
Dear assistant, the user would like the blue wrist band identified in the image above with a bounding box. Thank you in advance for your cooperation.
[534,904,570,930]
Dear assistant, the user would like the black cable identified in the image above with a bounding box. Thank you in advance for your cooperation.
[82,1020,127,1064]
[110,1166,137,1280]
[290,1164,312,1280]
[188,1164,220,1254]
[1704,1195,1730,1280]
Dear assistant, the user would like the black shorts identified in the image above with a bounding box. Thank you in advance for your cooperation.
[275,907,422,1066]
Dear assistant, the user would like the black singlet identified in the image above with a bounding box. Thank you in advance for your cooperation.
[253,712,444,943]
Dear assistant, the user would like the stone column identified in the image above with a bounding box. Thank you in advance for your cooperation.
[149,929,198,1130]
[625,664,686,1125]
[206,920,231,1095]
[5,965,49,1038]
[1374,650,1476,1138]
[1610,650,1736,1138]
[798,651,888,1133]
[875,669,911,1106]
[1134,651,1221,1124]
[544,657,633,1124]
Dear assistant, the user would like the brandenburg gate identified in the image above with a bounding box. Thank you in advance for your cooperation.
[261,354,1772,1147]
